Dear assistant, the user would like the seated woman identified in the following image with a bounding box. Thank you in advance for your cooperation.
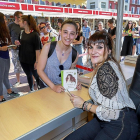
[64,31,139,140]
[37,20,81,93]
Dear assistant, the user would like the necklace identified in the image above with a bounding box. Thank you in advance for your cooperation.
[62,51,65,56]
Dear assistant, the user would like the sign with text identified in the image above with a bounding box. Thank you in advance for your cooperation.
[132,14,139,18]
[35,5,63,13]
[99,11,112,16]
[73,9,92,14]
[0,2,20,10]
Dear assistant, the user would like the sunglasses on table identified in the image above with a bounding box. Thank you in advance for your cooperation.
[59,65,64,77]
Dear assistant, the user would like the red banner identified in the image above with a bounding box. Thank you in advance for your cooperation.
[73,9,92,14]
[0,2,20,10]
[131,14,139,18]
[35,5,63,13]
[93,11,98,15]
[99,11,112,16]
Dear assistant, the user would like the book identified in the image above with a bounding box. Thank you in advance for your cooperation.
[124,55,138,66]
[7,45,17,48]
[61,69,77,91]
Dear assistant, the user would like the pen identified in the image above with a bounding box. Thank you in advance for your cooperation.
[66,89,72,97]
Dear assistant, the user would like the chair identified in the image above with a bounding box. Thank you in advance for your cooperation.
[129,55,140,139]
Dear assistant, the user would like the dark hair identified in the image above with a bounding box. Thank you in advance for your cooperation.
[87,31,125,80]
[0,12,11,44]
[14,11,23,18]
[58,18,64,24]
[66,74,76,83]
[125,20,133,31]
[75,21,81,36]
[61,20,78,33]
[108,17,115,24]
[21,15,39,34]
[40,22,46,26]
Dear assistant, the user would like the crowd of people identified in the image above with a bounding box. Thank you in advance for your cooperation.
[0,10,139,139]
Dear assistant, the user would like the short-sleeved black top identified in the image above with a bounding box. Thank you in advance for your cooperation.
[108,27,116,36]
[19,31,41,64]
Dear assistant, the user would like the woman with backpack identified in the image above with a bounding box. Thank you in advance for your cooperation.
[37,20,81,93]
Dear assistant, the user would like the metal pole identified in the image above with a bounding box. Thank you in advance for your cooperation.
[115,0,124,61]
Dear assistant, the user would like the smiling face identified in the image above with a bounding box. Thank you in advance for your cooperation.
[88,42,109,65]
[60,23,77,46]
[40,23,48,34]
[128,21,132,28]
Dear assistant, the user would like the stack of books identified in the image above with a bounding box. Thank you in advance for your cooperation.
[124,55,138,66]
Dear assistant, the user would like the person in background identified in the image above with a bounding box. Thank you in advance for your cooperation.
[8,11,23,87]
[121,21,134,60]
[37,20,81,93]
[0,12,19,102]
[39,22,50,46]
[73,21,84,75]
[132,21,138,55]
[95,21,107,32]
[57,18,64,41]
[108,18,116,40]
[15,15,41,92]
[64,31,138,140]
[46,21,58,40]
[82,20,91,53]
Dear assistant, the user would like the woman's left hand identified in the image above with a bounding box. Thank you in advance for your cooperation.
[76,81,82,90]
[70,94,85,108]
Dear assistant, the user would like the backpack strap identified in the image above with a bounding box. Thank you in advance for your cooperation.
[48,41,77,63]
[48,41,57,58]
[72,47,77,63]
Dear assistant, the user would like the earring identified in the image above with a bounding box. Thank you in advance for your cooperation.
[108,53,112,59]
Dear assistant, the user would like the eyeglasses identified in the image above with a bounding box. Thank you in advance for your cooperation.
[46,24,50,26]
[40,26,46,30]
[59,65,64,77]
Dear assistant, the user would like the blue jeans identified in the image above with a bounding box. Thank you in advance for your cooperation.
[64,108,139,140]
[136,43,140,55]
[73,44,83,73]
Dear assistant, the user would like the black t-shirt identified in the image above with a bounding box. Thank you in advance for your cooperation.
[19,31,41,64]
[108,27,116,36]
[75,32,83,41]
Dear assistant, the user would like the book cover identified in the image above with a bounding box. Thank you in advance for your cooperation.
[61,69,77,91]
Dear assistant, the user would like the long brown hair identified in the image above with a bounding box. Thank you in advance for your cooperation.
[87,31,125,81]
[75,21,81,36]
[0,12,11,44]
[21,15,39,34]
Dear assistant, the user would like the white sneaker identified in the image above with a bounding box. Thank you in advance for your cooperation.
[13,82,20,87]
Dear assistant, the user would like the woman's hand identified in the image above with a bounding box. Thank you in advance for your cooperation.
[0,46,8,51]
[52,85,65,93]
[15,40,20,45]
[70,94,85,108]
[76,81,82,90]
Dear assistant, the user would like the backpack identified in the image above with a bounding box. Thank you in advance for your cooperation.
[48,41,77,63]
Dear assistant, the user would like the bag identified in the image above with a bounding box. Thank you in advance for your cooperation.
[48,41,77,63]
[129,55,140,123]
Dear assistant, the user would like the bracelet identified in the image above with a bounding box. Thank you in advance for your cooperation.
[83,101,89,111]
[82,101,86,110]
[88,104,93,112]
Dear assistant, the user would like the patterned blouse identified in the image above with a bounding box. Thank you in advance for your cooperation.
[89,61,135,122]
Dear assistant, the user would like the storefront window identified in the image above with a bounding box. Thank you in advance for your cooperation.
[17,0,25,3]
[90,2,95,9]
[40,0,45,5]
[101,2,106,9]
[9,0,16,2]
